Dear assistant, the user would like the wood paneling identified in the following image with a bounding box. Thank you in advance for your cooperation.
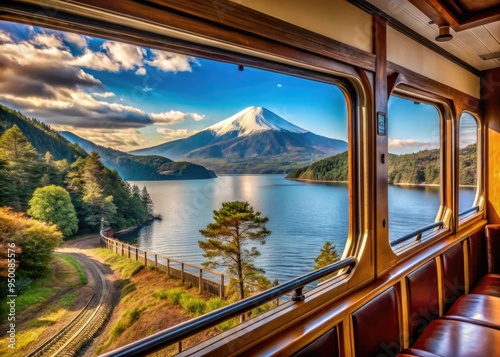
[409,0,500,31]
[483,68,500,223]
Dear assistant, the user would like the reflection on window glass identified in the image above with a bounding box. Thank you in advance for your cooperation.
[387,96,441,242]
[458,113,478,214]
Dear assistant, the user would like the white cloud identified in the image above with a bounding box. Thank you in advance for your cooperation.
[71,49,121,72]
[388,139,437,148]
[151,110,206,125]
[102,41,145,70]
[135,67,146,75]
[91,92,116,98]
[32,33,64,49]
[54,126,148,151]
[277,84,282,87]
[151,110,188,125]
[64,32,88,48]
[0,31,12,43]
[191,113,205,121]
[143,87,153,92]
[156,127,198,140]
[146,49,198,73]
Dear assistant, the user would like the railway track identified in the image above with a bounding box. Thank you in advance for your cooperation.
[26,253,112,357]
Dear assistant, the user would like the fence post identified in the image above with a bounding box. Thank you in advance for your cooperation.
[135,248,138,261]
[181,263,184,283]
[128,245,131,258]
[220,275,225,298]
[144,251,147,266]
[154,255,157,269]
[167,259,170,276]
[121,243,124,256]
[199,269,203,293]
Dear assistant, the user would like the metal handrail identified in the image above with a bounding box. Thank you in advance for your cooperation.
[99,257,356,357]
[390,221,444,247]
[458,205,480,217]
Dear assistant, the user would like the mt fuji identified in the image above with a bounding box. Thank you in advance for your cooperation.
[131,106,347,173]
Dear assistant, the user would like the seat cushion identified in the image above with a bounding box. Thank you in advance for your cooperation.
[410,319,500,357]
[470,273,500,298]
[397,348,441,357]
[444,294,500,329]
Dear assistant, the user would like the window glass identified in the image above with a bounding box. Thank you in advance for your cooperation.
[0,19,351,348]
[387,96,441,244]
[458,113,478,216]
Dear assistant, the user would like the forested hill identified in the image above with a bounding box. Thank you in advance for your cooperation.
[0,125,156,232]
[286,145,477,185]
[286,151,348,181]
[60,132,217,180]
[0,105,86,162]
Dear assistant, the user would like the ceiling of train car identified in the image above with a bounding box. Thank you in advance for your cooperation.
[367,0,500,70]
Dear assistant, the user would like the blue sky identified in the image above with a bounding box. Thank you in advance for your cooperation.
[0,20,453,155]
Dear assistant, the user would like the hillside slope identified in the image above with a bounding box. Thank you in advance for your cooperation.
[60,132,216,180]
[0,105,86,162]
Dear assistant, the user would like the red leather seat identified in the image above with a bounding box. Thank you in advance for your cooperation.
[405,319,500,357]
[470,273,500,298]
[444,293,500,329]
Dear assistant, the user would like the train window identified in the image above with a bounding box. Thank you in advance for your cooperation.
[0,20,353,352]
[387,96,442,246]
[458,113,479,219]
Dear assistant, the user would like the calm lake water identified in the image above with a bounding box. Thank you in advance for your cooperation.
[125,175,476,283]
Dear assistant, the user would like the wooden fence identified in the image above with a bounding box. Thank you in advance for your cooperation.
[99,232,225,297]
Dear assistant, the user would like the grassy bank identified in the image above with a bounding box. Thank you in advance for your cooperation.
[92,248,222,355]
[0,254,87,356]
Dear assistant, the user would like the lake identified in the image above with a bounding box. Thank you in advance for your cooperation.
[125,175,476,283]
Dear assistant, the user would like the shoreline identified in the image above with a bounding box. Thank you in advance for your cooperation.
[286,177,348,184]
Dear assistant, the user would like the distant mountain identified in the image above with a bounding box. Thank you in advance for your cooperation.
[287,145,477,185]
[131,106,348,173]
[60,132,216,180]
[0,104,86,162]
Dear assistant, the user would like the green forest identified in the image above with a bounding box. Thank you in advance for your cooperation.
[287,145,477,185]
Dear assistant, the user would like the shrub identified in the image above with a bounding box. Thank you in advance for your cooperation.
[166,288,190,305]
[180,296,206,316]
[206,297,228,312]
[128,308,140,324]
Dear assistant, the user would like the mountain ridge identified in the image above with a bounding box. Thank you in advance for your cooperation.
[131,106,347,173]
[60,131,216,180]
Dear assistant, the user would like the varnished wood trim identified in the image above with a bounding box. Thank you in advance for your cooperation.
[388,62,481,117]
[348,0,481,75]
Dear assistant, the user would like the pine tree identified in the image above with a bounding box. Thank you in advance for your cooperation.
[199,201,271,302]
[0,125,44,210]
[313,241,340,282]
[141,186,154,216]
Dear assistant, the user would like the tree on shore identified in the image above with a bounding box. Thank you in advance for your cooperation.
[313,241,340,282]
[28,185,78,237]
[199,201,271,303]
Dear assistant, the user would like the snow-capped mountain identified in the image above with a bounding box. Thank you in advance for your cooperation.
[207,106,308,137]
[131,106,347,173]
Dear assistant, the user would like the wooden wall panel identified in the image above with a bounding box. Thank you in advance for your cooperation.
[483,68,500,223]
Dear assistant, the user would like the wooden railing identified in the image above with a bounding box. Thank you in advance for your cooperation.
[99,231,225,297]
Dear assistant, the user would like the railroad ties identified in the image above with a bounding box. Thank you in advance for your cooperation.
[26,254,112,357]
